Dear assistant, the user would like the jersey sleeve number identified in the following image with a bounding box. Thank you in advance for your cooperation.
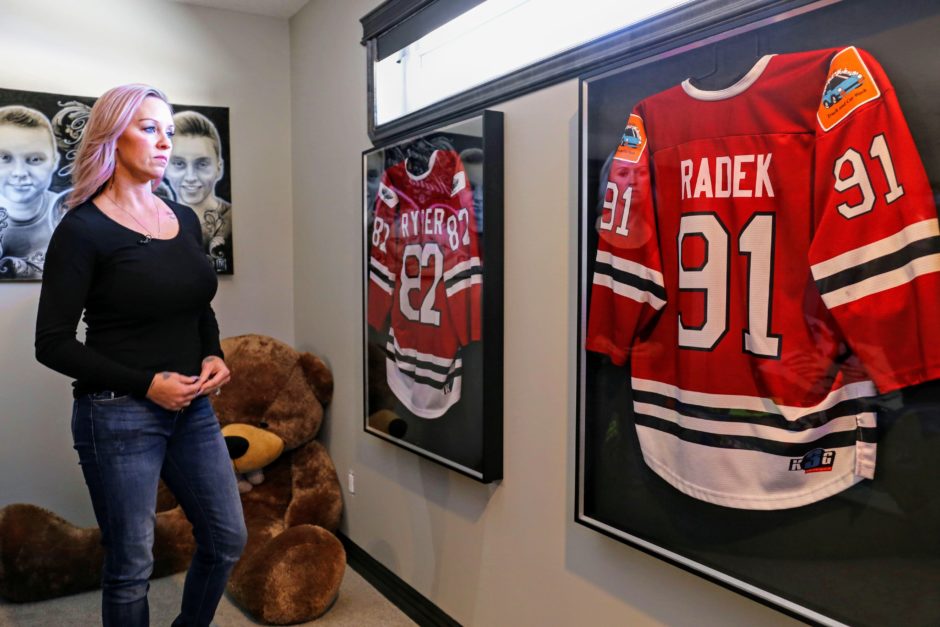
[678,212,781,358]
[371,216,391,252]
[599,181,632,236]
[400,243,442,326]
[446,208,471,251]
[834,133,905,219]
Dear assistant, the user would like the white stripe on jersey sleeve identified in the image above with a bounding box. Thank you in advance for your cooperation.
[445,274,482,297]
[631,377,877,421]
[443,257,481,281]
[810,218,939,279]
[369,257,395,294]
[370,257,395,282]
[369,271,394,295]
[819,253,940,308]
[444,257,482,297]
[596,250,665,287]
[593,274,666,310]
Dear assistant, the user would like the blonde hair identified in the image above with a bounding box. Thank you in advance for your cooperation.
[68,84,171,208]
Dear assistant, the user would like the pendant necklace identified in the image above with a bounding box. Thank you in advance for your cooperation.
[108,193,160,244]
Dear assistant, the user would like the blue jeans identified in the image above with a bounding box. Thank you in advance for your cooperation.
[72,392,247,627]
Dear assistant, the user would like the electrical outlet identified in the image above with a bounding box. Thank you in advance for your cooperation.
[347,470,355,495]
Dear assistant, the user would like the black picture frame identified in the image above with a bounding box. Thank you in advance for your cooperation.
[576,2,940,626]
[362,110,503,483]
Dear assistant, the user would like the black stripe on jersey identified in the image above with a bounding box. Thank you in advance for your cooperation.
[858,425,878,444]
[444,265,482,290]
[383,344,455,376]
[632,389,874,432]
[408,368,463,391]
[383,345,462,390]
[635,413,877,457]
[815,235,940,295]
[594,260,667,301]
[370,268,395,291]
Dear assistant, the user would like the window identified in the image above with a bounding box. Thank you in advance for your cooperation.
[373,0,692,125]
[362,0,822,141]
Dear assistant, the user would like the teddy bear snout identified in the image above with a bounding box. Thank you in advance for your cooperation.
[220,423,285,473]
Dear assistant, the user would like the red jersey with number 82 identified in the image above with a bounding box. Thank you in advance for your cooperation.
[586,47,940,509]
[368,150,482,418]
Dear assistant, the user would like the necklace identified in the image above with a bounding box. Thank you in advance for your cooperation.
[108,193,161,244]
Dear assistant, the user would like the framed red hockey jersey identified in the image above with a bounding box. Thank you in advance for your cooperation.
[368,148,482,418]
[578,5,940,623]
[362,112,504,483]
[586,45,940,511]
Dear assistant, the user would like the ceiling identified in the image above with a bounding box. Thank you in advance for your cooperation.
[168,0,312,19]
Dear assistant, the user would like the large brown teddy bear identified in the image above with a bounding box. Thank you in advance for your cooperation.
[213,333,346,623]
[0,334,346,624]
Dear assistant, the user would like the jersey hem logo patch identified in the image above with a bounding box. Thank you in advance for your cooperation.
[817,46,881,132]
[614,113,647,163]
[789,448,836,473]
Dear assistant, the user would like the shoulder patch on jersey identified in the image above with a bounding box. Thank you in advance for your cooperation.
[378,181,398,207]
[614,113,647,164]
[451,170,466,196]
[817,46,881,132]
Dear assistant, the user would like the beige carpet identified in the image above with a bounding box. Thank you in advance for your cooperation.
[0,567,416,626]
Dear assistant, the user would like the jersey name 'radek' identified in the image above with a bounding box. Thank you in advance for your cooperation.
[680,153,774,199]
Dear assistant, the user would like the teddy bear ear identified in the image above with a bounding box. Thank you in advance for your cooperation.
[299,352,333,407]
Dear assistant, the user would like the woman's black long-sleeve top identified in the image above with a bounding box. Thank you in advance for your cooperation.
[35,199,224,398]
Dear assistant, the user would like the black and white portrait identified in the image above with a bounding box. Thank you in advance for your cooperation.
[0,87,233,280]
[0,89,89,280]
[162,107,233,274]
[0,105,65,279]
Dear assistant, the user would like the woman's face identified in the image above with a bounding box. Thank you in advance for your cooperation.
[114,97,174,184]
[166,135,222,206]
[0,124,58,209]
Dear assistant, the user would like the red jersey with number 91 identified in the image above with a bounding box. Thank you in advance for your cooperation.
[586,47,940,509]
[368,149,481,419]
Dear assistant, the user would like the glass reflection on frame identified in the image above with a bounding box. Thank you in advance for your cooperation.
[362,111,503,482]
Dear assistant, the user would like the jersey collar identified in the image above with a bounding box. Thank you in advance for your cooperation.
[405,150,438,181]
[681,54,775,101]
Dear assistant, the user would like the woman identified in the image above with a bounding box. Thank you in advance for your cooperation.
[34,84,246,627]
[0,105,66,278]
[164,110,232,272]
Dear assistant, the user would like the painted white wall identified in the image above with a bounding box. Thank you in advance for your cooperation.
[0,0,294,525]
[291,1,803,625]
